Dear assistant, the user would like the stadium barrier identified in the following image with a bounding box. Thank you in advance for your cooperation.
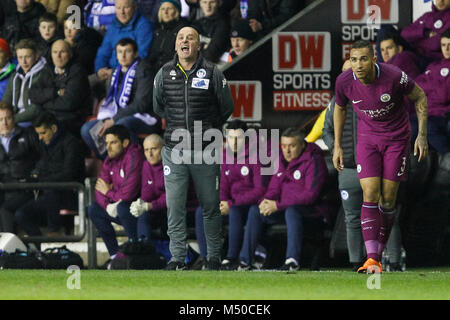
[0,181,87,243]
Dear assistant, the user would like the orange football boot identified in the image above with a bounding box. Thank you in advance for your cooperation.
[357,258,383,274]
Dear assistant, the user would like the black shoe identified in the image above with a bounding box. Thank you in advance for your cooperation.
[165,260,186,271]
[221,258,239,271]
[389,262,404,272]
[352,262,364,272]
[279,261,299,271]
[237,262,252,271]
[204,259,221,271]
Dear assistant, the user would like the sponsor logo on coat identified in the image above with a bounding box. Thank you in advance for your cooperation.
[196,69,206,78]
[380,93,391,102]
[164,165,171,176]
[241,166,249,176]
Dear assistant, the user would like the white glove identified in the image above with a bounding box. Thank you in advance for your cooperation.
[130,198,149,217]
[106,200,122,218]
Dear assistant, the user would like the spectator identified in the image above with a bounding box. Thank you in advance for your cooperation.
[0,38,16,100]
[375,25,412,64]
[238,127,328,271]
[94,0,154,79]
[414,28,450,155]
[36,12,63,67]
[247,0,302,37]
[153,26,234,270]
[379,32,421,80]
[129,134,170,261]
[238,0,247,18]
[136,0,162,24]
[0,102,39,233]
[145,0,186,74]
[227,18,256,63]
[379,32,421,115]
[63,15,104,75]
[1,38,47,127]
[29,39,91,138]
[195,120,267,270]
[192,0,231,63]
[35,0,79,26]
[84,0,116,34]
[185,0,237,22]
[87,125,144,269]
[0,1,19,31]
[82,38,160,159]
[0,0,47,54]
[401,0,450,62]
[15,112,84,237]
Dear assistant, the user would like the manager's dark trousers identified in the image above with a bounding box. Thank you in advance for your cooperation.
[162,147,222,264]
[196,205,249,261]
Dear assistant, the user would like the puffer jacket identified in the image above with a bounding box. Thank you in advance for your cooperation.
[153,53,235,150]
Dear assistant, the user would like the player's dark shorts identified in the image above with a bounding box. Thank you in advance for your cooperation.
[356,136,410,182]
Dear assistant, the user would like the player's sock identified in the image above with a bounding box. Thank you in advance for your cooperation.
[361,201,381,261]
[377,206,397,256]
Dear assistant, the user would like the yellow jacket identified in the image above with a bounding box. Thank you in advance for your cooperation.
[306,108,327,143]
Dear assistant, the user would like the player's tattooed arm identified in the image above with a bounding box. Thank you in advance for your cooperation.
[408,83,428,161]
[333,103,347,172]
[408,84,428,136]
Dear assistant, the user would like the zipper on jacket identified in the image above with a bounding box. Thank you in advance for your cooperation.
[177,63,190,130]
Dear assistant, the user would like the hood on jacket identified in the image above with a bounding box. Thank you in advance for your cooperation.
[282,142,323,169]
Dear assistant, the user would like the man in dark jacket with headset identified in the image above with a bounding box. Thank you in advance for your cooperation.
[153,26,234,270]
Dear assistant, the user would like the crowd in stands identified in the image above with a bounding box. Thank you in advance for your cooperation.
[0,0,448,270]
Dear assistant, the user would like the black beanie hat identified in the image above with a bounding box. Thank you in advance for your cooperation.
[230,19,256,41]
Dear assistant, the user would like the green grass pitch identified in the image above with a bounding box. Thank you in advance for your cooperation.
[0,268,449,300]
